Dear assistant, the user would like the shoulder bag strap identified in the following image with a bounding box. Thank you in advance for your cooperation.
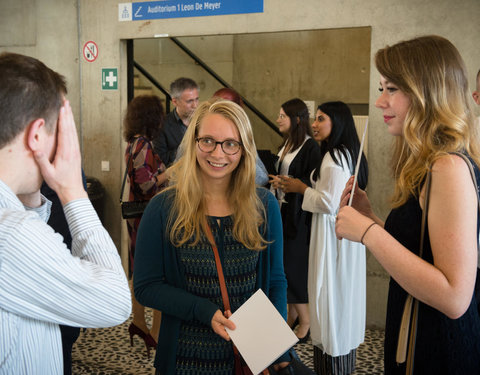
[396,170,432,372]
[418,170,432,258]
[205,222,231,312]
[206,221,270,375]
[119,143,134,204]
[451,152,480,212]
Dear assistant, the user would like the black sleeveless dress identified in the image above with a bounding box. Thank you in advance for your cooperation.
[384,195,480,374]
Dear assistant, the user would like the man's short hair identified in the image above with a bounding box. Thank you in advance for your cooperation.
[0,52,67,149]
[476,69,480,91]
[169,77,199,99]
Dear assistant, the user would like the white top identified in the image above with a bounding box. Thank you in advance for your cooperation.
[0,179,131,374]
[302,150,366,356]
[273,137,310,205]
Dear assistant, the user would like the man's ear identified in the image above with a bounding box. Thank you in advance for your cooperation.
[25,118,46,152]
[473,91,480,106]
[171,97,179,107]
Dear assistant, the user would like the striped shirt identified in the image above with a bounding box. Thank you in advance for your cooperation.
[0,179,131,374]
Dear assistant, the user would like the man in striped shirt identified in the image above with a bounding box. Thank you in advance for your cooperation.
[0,53,132,374]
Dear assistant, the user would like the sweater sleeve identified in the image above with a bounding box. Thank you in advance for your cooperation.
[255,154,270,187]
[134,192,219,326]
[257,189,290,364]
[264,190,288,320]
[302,152,351,215]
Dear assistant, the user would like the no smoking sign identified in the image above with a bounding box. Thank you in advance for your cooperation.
[83,41,98,62]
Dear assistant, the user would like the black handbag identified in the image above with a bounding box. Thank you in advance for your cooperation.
[120,143,148,219]
[121,200,148,219]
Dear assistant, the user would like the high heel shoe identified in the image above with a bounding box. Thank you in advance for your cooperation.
[289,317,299,330]
[128,322,157,358]
[296,329,310,344]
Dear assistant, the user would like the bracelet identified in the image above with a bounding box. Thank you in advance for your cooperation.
[360,222,376,245]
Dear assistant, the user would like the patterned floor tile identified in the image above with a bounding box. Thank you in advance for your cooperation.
[72,312,384,374]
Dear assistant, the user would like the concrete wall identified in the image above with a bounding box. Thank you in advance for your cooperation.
[80,0,480,329]
[134,35,235,104]
[233,28,371,152]
[133,27,371,153]
[1,0,479,328]
[0,0,81,139]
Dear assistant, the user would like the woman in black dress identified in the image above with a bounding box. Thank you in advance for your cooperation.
[336,35,480,374]
[269,98,321,342]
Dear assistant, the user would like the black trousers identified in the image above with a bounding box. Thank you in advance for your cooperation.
[60,325,80,375]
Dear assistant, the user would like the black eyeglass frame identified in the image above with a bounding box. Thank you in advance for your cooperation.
[195,137,243,155]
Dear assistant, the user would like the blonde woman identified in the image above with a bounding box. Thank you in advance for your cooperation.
[133,99,290,375]
[336,35,480,374]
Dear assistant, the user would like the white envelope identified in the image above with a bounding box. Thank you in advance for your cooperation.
[226,289,299,375]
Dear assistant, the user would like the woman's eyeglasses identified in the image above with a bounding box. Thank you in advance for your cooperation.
[195,137,242,155]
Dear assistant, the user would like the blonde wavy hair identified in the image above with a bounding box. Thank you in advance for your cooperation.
[375,35,480,207]
[165,99,267,250]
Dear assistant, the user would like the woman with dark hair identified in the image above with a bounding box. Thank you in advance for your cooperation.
[269,98,321,342]
[336,35,480,374]
[123,95,168,357]
[281,101,368,374]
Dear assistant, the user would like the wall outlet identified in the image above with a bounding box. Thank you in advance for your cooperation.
[101,160,110,172]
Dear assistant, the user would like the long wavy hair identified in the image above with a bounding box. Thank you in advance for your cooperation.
[166,99,267,250]
[278,98,313,156]
[375,35,480,207]
[313,101,368,189]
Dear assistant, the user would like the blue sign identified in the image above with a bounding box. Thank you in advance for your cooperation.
[119,1,263,21]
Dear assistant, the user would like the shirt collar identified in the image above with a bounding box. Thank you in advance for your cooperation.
[0,178,52,221]
[0,178,24,210]
[173,109,188,128]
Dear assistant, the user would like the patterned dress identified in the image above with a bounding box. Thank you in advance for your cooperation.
[125,136,166,274]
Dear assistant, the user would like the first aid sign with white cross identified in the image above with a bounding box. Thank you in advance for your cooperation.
[102,68,118,90]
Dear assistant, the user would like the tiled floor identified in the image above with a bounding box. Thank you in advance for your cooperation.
[72,313,384,374]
